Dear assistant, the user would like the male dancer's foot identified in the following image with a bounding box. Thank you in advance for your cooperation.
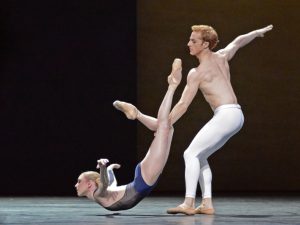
[194,198,215,215]
[168,58,182,88]
[113,101,138,120]
[166,203,195,216]
[167,197,195,215]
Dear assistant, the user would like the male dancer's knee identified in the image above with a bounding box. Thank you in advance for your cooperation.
[183,149,196,163]
[183,148,205,162]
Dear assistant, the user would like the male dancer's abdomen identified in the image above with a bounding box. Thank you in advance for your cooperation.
[204,92,238,111]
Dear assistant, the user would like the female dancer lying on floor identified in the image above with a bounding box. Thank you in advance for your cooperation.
[74,59,182,211]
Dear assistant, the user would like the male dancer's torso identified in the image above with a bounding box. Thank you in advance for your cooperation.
[195,52,238,110]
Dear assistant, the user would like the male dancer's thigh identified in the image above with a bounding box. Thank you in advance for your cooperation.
[186,109,243,159]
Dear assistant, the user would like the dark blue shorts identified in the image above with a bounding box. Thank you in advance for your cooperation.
[103,163,159,211]
[133,163,158,197]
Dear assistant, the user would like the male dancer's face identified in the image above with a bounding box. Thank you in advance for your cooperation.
[187,31,206,56]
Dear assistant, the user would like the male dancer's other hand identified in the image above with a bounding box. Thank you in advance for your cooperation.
[256,24,273,37]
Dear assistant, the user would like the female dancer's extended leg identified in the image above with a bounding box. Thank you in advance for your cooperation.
[114,59,182,185]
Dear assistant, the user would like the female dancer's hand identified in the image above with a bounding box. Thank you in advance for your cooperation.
[97,158,109,169]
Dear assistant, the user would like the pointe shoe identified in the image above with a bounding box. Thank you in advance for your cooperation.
[172,58,182,71]
[113,100,138,120]
[194,206,215,215]
[166,205,195,216]
[168,58,182,86]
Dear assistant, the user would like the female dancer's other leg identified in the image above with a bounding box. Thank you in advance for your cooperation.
[113,60,182,132]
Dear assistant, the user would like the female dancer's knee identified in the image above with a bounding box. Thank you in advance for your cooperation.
[157,118,172,131]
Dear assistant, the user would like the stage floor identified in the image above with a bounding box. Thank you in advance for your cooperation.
[0,195,299,225]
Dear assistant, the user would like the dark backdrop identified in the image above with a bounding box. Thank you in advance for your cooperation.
[1,0,300,197]
[0,1,136,195]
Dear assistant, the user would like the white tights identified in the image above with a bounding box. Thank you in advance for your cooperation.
[183,104,244,198]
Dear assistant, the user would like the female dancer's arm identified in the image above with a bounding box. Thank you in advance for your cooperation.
[94,159,110,197]
[107,163,120,187]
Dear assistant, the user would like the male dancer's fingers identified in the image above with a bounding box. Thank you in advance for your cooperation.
[267,24,273,30]
[258,25,273,37]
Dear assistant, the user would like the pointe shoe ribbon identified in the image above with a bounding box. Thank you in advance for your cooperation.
[166,205,195,215]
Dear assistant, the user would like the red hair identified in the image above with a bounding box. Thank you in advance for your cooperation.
[191,25,219,50]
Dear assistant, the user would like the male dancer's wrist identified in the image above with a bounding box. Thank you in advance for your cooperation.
[168,85,177,91]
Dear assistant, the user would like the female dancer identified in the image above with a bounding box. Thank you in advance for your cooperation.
[75,58,182,211]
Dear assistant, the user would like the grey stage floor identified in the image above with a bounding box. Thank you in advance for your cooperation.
[0,196,299,225]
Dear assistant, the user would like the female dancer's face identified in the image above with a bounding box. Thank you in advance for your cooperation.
[75,174,89,197]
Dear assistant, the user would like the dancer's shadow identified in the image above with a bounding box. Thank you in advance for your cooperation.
[217,212,299,218]
[93,213,215,225]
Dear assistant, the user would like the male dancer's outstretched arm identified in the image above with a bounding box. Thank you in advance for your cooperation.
[217,25,273,61]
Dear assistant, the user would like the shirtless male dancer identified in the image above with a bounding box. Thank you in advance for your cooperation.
[114,24,273,215]
[75,59,182,211]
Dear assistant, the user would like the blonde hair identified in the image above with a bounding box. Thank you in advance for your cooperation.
[191,25,219,50]
[82,171,100,187]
